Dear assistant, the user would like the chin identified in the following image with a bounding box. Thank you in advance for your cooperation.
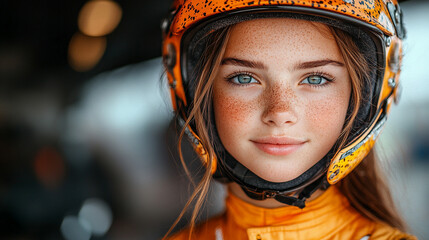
[253,169,302,183]
[245,157,310,183]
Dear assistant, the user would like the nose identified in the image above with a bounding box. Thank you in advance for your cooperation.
[261,86,298,127]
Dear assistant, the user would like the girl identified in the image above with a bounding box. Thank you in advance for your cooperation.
[162,0,415,239]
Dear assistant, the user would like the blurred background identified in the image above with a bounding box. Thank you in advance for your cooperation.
[0,0,428,239]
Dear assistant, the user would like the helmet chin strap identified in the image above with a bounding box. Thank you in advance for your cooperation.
[240,174,329,209]
[211,143,333,208]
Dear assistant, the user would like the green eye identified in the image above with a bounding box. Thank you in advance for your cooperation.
[230,74,257,84]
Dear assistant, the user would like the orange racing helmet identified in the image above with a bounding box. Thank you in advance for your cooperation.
[162,0,405,208]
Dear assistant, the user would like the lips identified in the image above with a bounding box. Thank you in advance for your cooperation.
[251,136,306,156]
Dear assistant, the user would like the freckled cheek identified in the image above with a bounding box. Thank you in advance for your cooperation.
[214,94,255,125]
[304,95,349,137]
[213,91,259,139]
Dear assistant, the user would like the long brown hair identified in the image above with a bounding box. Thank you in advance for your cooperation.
[164,27,231,239]
[165,22,405,239]
[330,28,406,230]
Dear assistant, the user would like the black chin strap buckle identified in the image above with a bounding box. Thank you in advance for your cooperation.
[241,188,308,209]
[274,194,307,209]
[240,175,329,209]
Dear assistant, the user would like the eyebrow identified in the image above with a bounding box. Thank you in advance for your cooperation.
[294,59,345,70]
[221,57,267,69]
[221,57,344,70]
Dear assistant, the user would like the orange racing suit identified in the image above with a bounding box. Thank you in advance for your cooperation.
[168,186,416,240]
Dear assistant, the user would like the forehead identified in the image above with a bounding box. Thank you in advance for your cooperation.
[225,18,341,64]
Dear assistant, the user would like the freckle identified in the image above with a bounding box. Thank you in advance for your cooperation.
[305,94,347,127]
[213,90,256,123]
[262,84,297,113]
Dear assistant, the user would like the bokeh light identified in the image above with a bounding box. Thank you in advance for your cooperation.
[78,198,113,236]
[78,0,122,37]
[68,32,106,72]
[61,215,91,240]
[60,199,113,240]
[34,147,65,189]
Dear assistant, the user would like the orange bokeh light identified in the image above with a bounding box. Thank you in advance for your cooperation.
[68,32,106,72]
[78,0,122,37]
[34,147,65,189]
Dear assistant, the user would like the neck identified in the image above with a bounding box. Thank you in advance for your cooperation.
[228,182,325,209]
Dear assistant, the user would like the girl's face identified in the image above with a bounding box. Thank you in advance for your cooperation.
[213,18,351,183]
